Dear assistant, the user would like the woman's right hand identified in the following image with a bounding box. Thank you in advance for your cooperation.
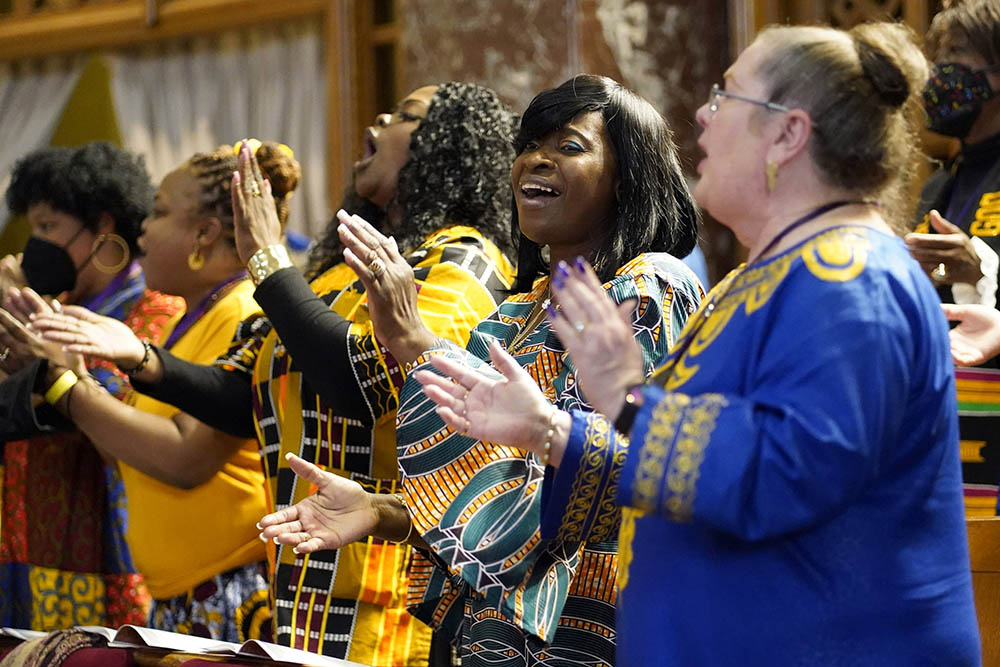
[942,303,1000,366]
[258,453,379,554]
[30,302,146,368]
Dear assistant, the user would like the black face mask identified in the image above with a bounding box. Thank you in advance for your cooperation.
[21,229,88,296]
[924,62,999,138]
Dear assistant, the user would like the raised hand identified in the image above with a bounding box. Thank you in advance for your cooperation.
[905,210,984,286]
[416,341,560,455]
[548,258,645,421]
[258,453,380,554]
[232,140,283,265]
[336,209,436,363]
[31,303,146,368]
[942,303,1000,366]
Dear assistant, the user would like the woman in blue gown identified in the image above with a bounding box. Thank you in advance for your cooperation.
[417,21,981,665]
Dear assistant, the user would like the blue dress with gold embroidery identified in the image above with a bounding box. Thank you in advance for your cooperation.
[541,226,980,665]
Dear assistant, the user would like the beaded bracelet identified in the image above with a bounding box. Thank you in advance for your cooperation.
[540,409,559,466]
[120,341,152,375]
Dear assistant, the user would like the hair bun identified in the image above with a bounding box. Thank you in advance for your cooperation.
[854,37,910,107]
[254,141,302,202]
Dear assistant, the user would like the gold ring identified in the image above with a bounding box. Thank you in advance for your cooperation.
[931,262,947,283]
[368,257,386,278]
[249,181,262,198]
[465,418,471,434]
[573,320,587,334]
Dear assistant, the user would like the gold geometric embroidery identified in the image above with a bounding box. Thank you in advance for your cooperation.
[663,227,870,391]
[557,414,626,543]
[663,394,727,522]
[633,393,689,512]
[617,507,640,592]
[801,228,869,282]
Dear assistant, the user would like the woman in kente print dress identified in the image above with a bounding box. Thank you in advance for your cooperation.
[260,75,703,666]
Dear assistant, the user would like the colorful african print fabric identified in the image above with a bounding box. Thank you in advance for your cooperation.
[0,262,183,630]
[545,227,979,665]
[149,560,271,643]
[216,226,514,665]
[395,253,702,666]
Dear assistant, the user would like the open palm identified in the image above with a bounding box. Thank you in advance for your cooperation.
[942,303,1000,367]
[258,453,379,554]
[416,341,554,455]
[31,304,145,366]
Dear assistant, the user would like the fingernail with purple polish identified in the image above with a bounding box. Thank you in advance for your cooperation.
[546,304,557,318]
[574,256,586,273]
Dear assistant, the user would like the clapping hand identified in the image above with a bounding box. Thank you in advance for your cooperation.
[0,287,82,375]
[415,340,558,454]
[336,210,436,363]
[548,258,644,421]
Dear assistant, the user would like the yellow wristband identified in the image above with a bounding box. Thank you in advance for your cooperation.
[44,369,79,405]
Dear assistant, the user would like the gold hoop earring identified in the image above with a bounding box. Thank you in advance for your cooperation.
[188,245,205,271]
[90,233,130,274]
[766,161,779,193]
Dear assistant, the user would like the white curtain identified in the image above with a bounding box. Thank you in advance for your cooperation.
[108,20,327,237]
[0,55,87,223]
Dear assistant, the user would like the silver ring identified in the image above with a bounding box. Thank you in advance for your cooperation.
[0,347,9,362]
[931,262,947,283]
[368,257,386,278]
[573,321,587,334]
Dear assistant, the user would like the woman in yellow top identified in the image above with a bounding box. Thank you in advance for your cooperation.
[37,83,519,666]
[23,142,301,642]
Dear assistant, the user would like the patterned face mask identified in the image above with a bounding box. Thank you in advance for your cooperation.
[923,62,999,138]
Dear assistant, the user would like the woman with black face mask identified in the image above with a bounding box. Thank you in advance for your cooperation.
[0,142,183,631]
[907,0,1000,313]
[905,0,1000,519]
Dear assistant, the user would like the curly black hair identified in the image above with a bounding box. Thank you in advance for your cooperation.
[6,142,154,257]
[511,75,700,292]
[308,82,518,276]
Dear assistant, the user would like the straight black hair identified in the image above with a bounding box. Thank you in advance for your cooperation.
[511,74,699,292]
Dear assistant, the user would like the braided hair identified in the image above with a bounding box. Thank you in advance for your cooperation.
[307,82,517,275]
[186,142,302,244]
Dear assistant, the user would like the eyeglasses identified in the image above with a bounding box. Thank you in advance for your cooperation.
[708,84,790,115]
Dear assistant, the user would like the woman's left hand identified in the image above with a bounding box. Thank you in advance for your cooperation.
[0,288,80,376]
[232,140,283,265]
[549,258,645,421]
[336,209,436,363]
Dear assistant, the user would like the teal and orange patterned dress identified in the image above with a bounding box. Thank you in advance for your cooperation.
[396,253,702,666]
[542,227,980,665]
[0,261,182,630]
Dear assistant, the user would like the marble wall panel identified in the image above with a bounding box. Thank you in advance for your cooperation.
[402,0,734,282]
